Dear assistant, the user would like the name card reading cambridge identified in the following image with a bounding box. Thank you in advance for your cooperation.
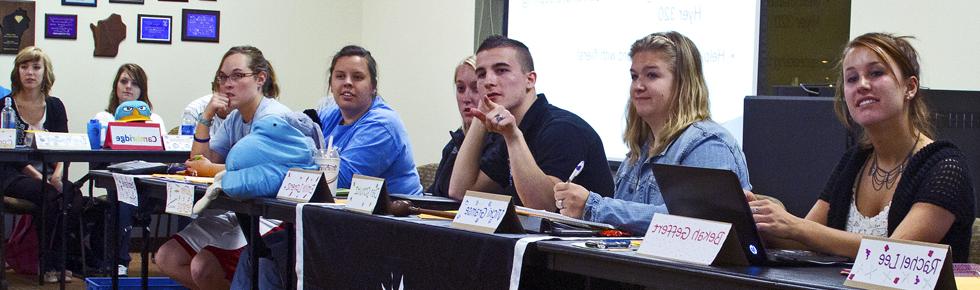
[637,214,736,265]
[276,168,325,203]
[450,191,513,234]
[165,182,194,217]
[163,135,192,151]
[845,236,955,290]
[0,128,15,149]
[345,174,385,214]
[112,173,139,207]
[33,132,91,150]
[105,122,163,150]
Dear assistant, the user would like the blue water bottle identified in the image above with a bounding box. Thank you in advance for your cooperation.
[87,119,102,149]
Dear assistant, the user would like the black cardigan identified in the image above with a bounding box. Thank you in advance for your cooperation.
[819,141,975,262]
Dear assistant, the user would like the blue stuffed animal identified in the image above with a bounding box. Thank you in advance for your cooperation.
[221,113,319,198]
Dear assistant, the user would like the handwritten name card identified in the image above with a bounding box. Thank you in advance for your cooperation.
[345,174,385,214]
[450,191,513,234]
[0,128,14,149]
[276,168,323,203]
[845,236,954,290]
[637,213,733,265]
[33,132,91,150]
[165,182,194,217]
[163,135,193,152]
[112,173,139,206]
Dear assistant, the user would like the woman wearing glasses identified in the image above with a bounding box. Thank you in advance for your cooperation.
[155,46,291,290]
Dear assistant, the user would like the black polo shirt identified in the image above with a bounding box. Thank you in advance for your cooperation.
[428,128,498,197]
[481,94,614,205]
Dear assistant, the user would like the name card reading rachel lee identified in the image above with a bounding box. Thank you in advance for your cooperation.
[845,236,953,290]
[450,191,512,234]
[112,173,139,207]
[345,174,385,214]
[33,132,91,150]
[163,135,193,151]
[0,128,15,149]
[165,182,194,217]
[637,213,732,265]
[276,168,322,203]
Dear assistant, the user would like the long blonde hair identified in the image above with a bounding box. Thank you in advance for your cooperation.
[623,31,710,161]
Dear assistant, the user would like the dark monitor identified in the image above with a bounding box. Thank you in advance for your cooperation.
[923,89,980,215]
[743,96,852,217]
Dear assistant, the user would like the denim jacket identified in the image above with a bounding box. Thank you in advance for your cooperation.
[582,120,752,234]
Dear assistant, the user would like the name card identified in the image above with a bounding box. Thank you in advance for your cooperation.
[112,173,139,206]
[845,236,955,290]
[105,122,163,150]
[450,191,515,234]
[165,182,194,217]
[345,174,385,214]
[33,132,91,150]
[637,213,739,265]
[277,168,327,203]
[163,135,193,151]
[0,128,14,149]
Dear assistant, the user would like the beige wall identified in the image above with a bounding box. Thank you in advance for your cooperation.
[0,0,473,180]
[851,0,980,91]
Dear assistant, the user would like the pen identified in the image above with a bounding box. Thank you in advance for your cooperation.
[567,161,585,183]
[585,240,631,249]
[190,155,203,161]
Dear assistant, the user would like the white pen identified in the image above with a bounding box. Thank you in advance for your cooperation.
[566,161,585,183]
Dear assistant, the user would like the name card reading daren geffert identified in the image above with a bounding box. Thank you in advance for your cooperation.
[450,191,513,234]
[844,236,955,290]
[637,213,735,265]
[345,174,385,214]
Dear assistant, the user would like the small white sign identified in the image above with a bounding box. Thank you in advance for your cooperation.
[0,128,15,149]
[112,173,139,207]
[845,236,951,290]
[165,182,194,217]
[345,174,385,214]
[637,213,732,265]
[450,191,512,234]
[276,168,322,203]
[33,132,91,150]
[163,135,193,151]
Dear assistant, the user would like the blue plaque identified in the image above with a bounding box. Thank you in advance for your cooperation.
[182,9,219,43]
[46,14,77,39]
[137,14,171,43]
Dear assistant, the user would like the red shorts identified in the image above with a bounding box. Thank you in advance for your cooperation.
[171,235,243,281]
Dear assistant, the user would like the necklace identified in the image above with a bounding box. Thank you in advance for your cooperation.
[867,134,920,191]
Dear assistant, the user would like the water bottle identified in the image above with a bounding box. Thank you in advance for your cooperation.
[1,97,16,129]
[87,119,101,149]
[180,115,196,135]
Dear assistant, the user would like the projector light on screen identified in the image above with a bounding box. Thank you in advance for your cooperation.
[507,0,759,159]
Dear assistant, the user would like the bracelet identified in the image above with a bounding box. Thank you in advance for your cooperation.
[197,112,214,127]
[193,136,210,143]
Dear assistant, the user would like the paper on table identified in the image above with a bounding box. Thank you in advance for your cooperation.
[515,206,616,230]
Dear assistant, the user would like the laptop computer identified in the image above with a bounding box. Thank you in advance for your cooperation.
[652,163,850,266]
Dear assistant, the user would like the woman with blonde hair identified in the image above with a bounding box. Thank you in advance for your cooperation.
[428,55,489,196]
[749,33,974,262]
[553,31,751,234]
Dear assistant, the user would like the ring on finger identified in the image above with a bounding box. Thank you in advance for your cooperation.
[751,207,758,214]
[556,199,565,210]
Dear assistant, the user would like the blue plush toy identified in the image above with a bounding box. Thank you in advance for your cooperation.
[221,113,319,198]
[114,100,152,122]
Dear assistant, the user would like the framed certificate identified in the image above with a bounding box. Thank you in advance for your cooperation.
[45,14,77,39]
[108,0,143,4]
[137,14,172,44]
[181,9,219,43]
[62,0,96,7]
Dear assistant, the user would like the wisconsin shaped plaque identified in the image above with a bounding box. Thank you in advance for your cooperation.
[91,14,126,57]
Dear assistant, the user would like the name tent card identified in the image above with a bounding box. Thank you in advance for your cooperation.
[32,132,91,150]
[450,191,525,234]
[277,168,329,203]
[0,128,14,149]
[162,135,192,151]
[112,173,139,206]
[637,213,747,266]
[165,182,194,217]
[345,174,386,214]
[105,122,163,150]
[845,236,955,290]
